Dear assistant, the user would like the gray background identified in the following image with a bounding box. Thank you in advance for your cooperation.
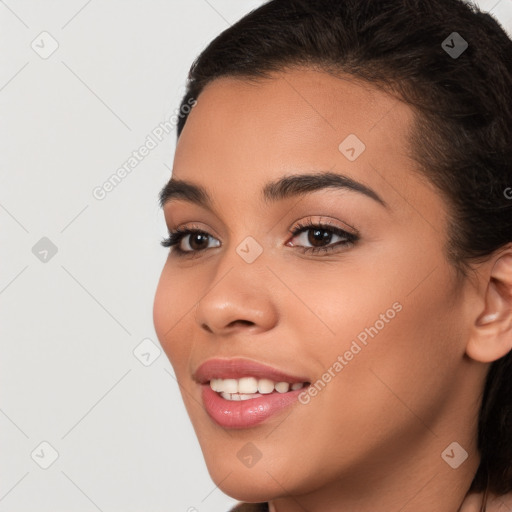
[1,1,511,511]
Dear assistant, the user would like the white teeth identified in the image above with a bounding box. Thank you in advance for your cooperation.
[209,377,307,395]
[210,378,222,392]
[220,392,261,401]
[275,382,290,393]
[257,378,275,394]
[238,377,258,394]
[222,379,238,394]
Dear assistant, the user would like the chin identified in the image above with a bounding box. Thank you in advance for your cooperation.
[206,467,279,503]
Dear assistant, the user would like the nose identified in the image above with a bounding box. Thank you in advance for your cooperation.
[194,256,279,336]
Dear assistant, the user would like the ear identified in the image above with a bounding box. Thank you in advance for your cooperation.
[466,247,512,363]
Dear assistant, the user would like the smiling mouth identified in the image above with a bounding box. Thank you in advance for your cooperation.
[193,358,312,427]
[209,377,309,401]
[200,379,312,429]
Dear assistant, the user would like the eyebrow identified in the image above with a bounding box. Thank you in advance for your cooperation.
[159,171,387,210]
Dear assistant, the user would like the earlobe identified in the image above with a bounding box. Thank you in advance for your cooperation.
[466,251,512,363]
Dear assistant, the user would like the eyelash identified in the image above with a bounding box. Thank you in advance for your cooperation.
[160,219,359,258]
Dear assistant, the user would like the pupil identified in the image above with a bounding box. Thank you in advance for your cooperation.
[190,233,208,250]
[309,229,331,247]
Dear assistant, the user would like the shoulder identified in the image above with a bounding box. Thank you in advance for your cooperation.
[228,503,269,512]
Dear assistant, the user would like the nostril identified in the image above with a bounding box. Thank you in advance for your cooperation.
[228,320,254,327]
[200,323,213,333]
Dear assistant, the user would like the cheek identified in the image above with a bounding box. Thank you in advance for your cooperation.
[289,245,464,422]
[153,267,195,372]
[320,265,464,431]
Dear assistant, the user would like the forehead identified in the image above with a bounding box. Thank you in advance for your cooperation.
[171,68,424,215]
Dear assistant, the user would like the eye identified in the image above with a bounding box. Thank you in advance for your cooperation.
[160,227,220,256]
[287,219,359,255]
[160,219,359,257]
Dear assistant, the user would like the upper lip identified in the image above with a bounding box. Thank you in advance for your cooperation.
[193,358,310,384]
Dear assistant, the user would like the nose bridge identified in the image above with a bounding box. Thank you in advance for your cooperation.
[194,234,278,334]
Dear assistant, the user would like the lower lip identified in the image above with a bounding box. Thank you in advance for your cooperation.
[201,384,307,429]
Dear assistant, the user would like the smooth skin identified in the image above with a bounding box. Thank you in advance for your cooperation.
[153,68,512,512]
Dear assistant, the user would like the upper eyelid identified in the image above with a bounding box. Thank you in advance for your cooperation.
[167,215,359,236]
[167,220,357,244]
[291,217,359,236]
[164,223,357,258]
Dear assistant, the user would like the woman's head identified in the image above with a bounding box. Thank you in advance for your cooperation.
[154,0,512,506]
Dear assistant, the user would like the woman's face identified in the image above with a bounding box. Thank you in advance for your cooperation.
[153,68,481,504]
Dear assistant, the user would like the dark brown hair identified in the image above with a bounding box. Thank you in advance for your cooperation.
[175,0,512,497]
